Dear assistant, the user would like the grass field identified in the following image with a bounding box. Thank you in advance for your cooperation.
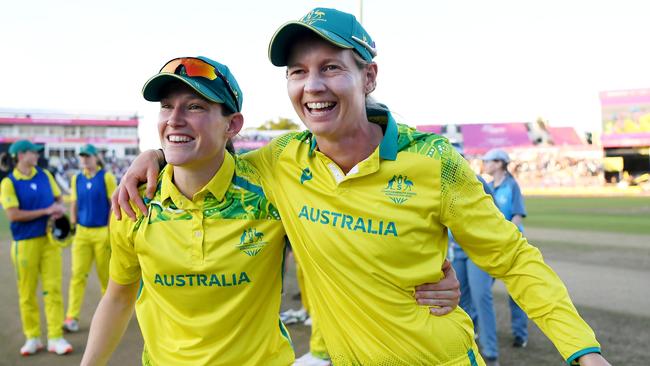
[525,196,650,234]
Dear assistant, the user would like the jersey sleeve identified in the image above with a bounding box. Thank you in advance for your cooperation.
[108,209,142,285]
[104,171,118,199]
[70,174,78,201]
[43,169,62,197]
[0,177,18,209]
[438,145,600,362]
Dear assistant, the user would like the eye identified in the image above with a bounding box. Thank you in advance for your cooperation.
[188,103,205,110]
[160,103,171,110]
[323,64,340,72]
[287,67,306,79]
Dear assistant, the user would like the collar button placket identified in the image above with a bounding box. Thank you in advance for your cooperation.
[191,210,205,264]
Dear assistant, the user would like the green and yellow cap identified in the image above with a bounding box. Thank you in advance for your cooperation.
[9,140,44,157]
[142,56,243,113]
[79,144,98,156]
[268,7,377,66]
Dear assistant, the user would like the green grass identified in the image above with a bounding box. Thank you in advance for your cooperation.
[525,196,650,235]
[0,209,9,241]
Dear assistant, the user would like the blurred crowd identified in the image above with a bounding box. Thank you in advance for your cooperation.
[467,147,605,189]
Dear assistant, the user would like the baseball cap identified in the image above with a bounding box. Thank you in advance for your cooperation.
[268,7,377,67]
[79,144,98,156]
[9,140,44,156]
[482,149,510,163]
[142,56,243,113]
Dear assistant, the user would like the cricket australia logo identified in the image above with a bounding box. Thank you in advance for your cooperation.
[300,10,326,25]
[236,228,267,256]
[382,175,416,204]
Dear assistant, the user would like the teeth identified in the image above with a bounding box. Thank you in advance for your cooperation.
[306,102,335,109]
[168,135,193,142]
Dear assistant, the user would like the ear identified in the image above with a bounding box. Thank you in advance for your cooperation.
[364,63,378,95]
[225,112,244,138]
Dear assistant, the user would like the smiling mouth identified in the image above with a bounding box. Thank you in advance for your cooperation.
[167,135,194,143]
[305,101,336,113]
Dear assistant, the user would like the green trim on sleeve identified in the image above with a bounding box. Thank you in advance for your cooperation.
[567,347,601,365]
[467,349,478,366]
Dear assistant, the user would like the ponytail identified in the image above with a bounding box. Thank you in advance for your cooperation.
[0,152,15,172]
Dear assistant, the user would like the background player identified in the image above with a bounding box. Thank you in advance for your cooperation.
[63,144,117,332]
[0,140,73,356]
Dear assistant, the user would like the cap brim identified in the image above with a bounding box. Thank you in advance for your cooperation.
[142,73,226,105]
[268,21,354,66]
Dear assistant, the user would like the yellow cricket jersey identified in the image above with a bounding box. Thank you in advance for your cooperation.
[1,167,61,208]
[243,107,601,366]
[70,168,117,201]
[109,153,293,366]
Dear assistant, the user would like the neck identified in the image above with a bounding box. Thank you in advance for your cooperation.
[172,152,225,199]
[492,170,507,186]
[16,162,33,175]
[315,122,383,174]
[85,166,98,175]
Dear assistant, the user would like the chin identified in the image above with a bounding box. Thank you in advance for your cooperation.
[164,152,191,167]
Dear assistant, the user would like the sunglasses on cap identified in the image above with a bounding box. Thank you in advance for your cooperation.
[160,57,239,109]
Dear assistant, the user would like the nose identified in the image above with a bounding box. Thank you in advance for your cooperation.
[303,72,326,94]
[166,106,186,127]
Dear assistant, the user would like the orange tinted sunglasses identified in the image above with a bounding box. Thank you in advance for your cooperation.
[160,57,239,110]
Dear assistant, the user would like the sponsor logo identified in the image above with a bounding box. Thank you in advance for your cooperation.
[298,204,398,237]
[300,167,313,184]
[237,227,267,256]
[86,182,93,190]
[29,183,37,191]
[382,175,416,204]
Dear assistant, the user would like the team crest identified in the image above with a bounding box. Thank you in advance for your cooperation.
[300,10,326,25]
[382,175,416,204]
[29,183,38,191]
[236,227,267,256]
[86,182,93,189]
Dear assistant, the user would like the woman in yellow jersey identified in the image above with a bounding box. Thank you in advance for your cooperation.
[80,57,297,366]
[82,56,461,366]
[115,8,612,366]
[63,144,117,333]
[0,140,73,356]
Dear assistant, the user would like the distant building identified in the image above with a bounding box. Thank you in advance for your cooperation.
[417,121,586,155]
[0,109,139,159]
[599,88,650,178]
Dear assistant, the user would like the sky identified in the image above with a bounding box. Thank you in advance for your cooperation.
[2,0,649,150]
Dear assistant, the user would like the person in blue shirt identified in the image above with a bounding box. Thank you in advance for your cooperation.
[482,148,529,348]
[449,174,500,365]
[0,140,73,356]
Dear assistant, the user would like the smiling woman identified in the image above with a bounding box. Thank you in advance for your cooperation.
[80,57,296,366]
